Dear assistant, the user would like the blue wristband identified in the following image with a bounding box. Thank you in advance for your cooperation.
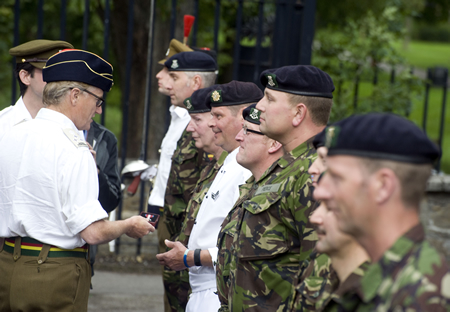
[183,249,190,268]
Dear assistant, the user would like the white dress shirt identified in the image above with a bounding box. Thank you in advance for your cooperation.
[0,97,33,142]
[187,148,252,293]
[148,105,190,207]
[0,108,108,249]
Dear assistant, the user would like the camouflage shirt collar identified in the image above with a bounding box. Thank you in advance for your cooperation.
[216,150,229,167]
[278,136,316,169]
[332,261,370,298]
[357,223,424,302]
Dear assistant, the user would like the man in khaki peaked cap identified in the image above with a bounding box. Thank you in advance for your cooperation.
[0,39,73,141]
[0,49,154,312]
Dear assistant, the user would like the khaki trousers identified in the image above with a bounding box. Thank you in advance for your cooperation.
[0,239,91,312]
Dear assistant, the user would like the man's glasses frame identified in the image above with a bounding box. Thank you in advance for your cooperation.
[70,87,105,107]
[243,123,264,136]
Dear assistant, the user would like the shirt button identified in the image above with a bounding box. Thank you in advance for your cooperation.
[38,259,43,264]
[13,255,18,260]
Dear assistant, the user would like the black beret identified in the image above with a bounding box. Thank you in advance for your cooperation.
[9,39,74,69]
[242,103,261,125]
[325,113,440,164]
[207,81,263,108]
[260,65,335,98]
[43,49,113,92]
[313,127,326,150]
[165,51,217,72]
[185,85,218,113]
[191,47,218,62]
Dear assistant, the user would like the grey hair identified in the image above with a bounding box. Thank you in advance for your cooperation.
[185,71,217,88]
[43,81,92,106]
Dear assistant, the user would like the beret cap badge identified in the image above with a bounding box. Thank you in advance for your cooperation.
[184,98,193,110]
[249,108,260,121]
[266,74,278,88]
[171,59,179,69]
[211,90,222,103]
[325,126,339,148]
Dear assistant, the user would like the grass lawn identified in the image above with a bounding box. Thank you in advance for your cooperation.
[393,40,450,70]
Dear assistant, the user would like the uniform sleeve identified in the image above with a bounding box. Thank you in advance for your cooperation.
[61,149,108,235]
[97,132,121,212]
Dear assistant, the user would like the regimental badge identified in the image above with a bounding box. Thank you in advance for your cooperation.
[249,108,260,121]
[171,59,179,69]
[211,190,220,201]
[325,126,340,148]
[211,90,222,103]
[184,98,193,110]
[266,73,278,88]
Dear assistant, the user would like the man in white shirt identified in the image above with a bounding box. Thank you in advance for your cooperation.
[148,48,218,312]
[156,81,263,311]
[0,49,154,312]
[0,39,73,141]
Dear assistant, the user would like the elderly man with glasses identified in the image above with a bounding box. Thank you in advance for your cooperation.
[0,49,154,312]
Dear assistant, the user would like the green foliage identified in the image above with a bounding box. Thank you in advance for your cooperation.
[313,7,423,122]
[412,22,450,43]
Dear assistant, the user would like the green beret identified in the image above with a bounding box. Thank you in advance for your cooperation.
[9,39,74,69]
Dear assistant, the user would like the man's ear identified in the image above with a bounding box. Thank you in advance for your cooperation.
[69,88,81,106]
[19,69,31,86]
[268,140,283,154]
[372,168,397,205]
[292,103,307,127]
[192,75,202,91]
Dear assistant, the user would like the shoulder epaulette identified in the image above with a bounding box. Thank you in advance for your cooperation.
[63,128,88,148]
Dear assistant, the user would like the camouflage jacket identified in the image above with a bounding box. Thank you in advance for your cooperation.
[339,223,450,311]
[217,179,254,311]
[177,151,228,246]
[228,138,318,312]
[292,251,335,311]
[164,128,212,240]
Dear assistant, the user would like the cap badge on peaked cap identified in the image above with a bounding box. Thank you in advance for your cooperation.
[211,90,222,103]
[171,59,179,69]
[249,108,260,121]
[266,74,278,88]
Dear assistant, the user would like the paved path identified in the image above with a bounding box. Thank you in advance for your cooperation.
[88,271,164,312]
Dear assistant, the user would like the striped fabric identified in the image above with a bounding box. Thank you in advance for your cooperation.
[4,237,88,258]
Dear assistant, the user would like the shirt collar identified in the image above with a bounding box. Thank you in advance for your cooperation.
[36,108,80,133]
[12,97,33,126]
[170,105,190,119]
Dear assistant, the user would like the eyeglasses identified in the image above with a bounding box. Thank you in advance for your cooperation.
[71,87,105,107]
[243,123,264,136]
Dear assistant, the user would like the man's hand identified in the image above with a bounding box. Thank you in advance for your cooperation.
[125,216,155,238]
[156,240,189,271]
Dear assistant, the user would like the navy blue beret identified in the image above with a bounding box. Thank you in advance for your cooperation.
[207,81,263,108]
[313,127,326,149]
[185,85,218,113]
[242,103,261,125]
[260,65,335,99]
[325,113,440,164]
[165,51,217,72]
[43,49,113,92]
